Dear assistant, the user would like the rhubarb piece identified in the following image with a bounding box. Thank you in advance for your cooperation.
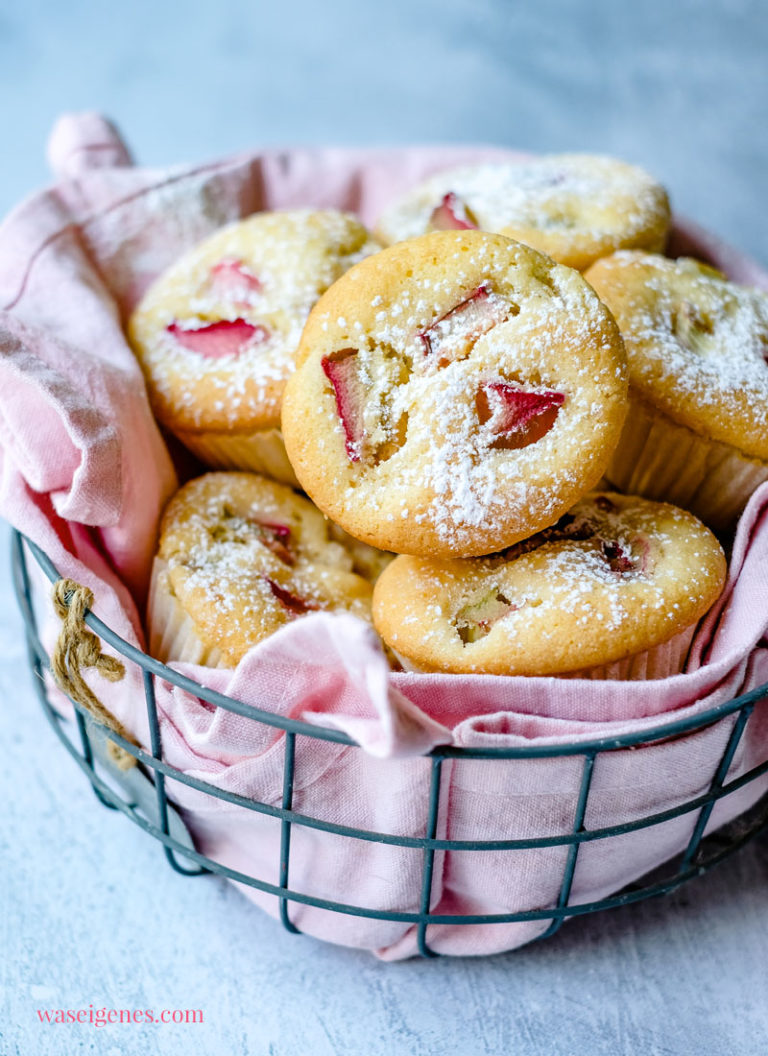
[254,521,294,565]
[212,508,294,564]
[501,512,646,577]
[209,258,263,300]
[456,589,515,644]
[167,318,268,358]
[478,381,565,450]
[600,535,649,575]
[265,577,320,616]
[430,192,478,231]
[322,349,367,462]
[600,539,635,574]
[419,285,510,366]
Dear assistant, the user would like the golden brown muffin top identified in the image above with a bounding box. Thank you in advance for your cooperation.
[585,251,768,460]
[372,492,726,675]
[375,154,670,270]
[155,472,374,666]
[129,209,379,434]
[283,230,628,557]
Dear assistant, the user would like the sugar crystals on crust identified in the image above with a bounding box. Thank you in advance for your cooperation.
[282,230,629,558]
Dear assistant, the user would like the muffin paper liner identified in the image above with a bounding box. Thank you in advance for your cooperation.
[607,395,768,533]
[392,624,696,681]
[148,558,228,669]
[564,624,696,681]
[174,427,300,488]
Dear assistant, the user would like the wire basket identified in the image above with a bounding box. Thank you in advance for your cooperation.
[12,528,768,958]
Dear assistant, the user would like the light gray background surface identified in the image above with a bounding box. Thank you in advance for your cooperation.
[1,1,768,1054]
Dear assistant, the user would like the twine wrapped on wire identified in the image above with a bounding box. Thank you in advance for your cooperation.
[51,578,137,770]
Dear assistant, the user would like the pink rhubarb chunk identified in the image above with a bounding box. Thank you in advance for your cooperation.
[600,536,649,575]
[430,192,478,231]
[322,349,366,462]
[266,578,319,616]
[479,382,565,449]
[601,540,635,574]
[255,521,294,566]
[167,319,268,359]
[419,285,508,365]
[209,258,263,300]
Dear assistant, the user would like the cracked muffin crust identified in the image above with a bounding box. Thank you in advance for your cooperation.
[371,492,726,678]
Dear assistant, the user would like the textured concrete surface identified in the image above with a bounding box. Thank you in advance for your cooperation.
[2,1,768,1053]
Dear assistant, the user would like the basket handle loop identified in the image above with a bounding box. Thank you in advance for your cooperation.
[51,578,136,771]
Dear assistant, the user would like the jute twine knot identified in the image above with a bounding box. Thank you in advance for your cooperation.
[51,578,137,771]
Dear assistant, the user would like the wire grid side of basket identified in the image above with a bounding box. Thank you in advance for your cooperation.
[12,530,768,957]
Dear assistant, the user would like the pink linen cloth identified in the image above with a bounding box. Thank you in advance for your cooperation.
[2,113,768,959]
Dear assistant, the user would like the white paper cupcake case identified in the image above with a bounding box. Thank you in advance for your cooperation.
[392,622,697,680]
[148,558,229,669]
[606,395,768,534]
[174,427,300,488]
[562,624,697,680]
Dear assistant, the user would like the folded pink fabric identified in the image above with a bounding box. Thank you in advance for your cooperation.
[3,113,768,959]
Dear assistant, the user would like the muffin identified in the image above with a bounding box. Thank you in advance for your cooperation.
[281,230,628,558]
[372,493,726,679]
[128,209,379,485]
[149,472,374,668]
[375,155,670,271]
[585,251,768,532]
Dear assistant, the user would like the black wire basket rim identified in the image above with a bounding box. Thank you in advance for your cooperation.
[19,530,768,760]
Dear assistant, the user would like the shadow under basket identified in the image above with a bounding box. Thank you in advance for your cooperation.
[12,529,768,959]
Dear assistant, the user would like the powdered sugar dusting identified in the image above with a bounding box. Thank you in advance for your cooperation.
[378,493,726,675]
[466,496,720,638]
[377,155,667,250]
[618,255,768,415]
[314,242,626,550]
[158,475,373,660]
[131,209,379,430]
